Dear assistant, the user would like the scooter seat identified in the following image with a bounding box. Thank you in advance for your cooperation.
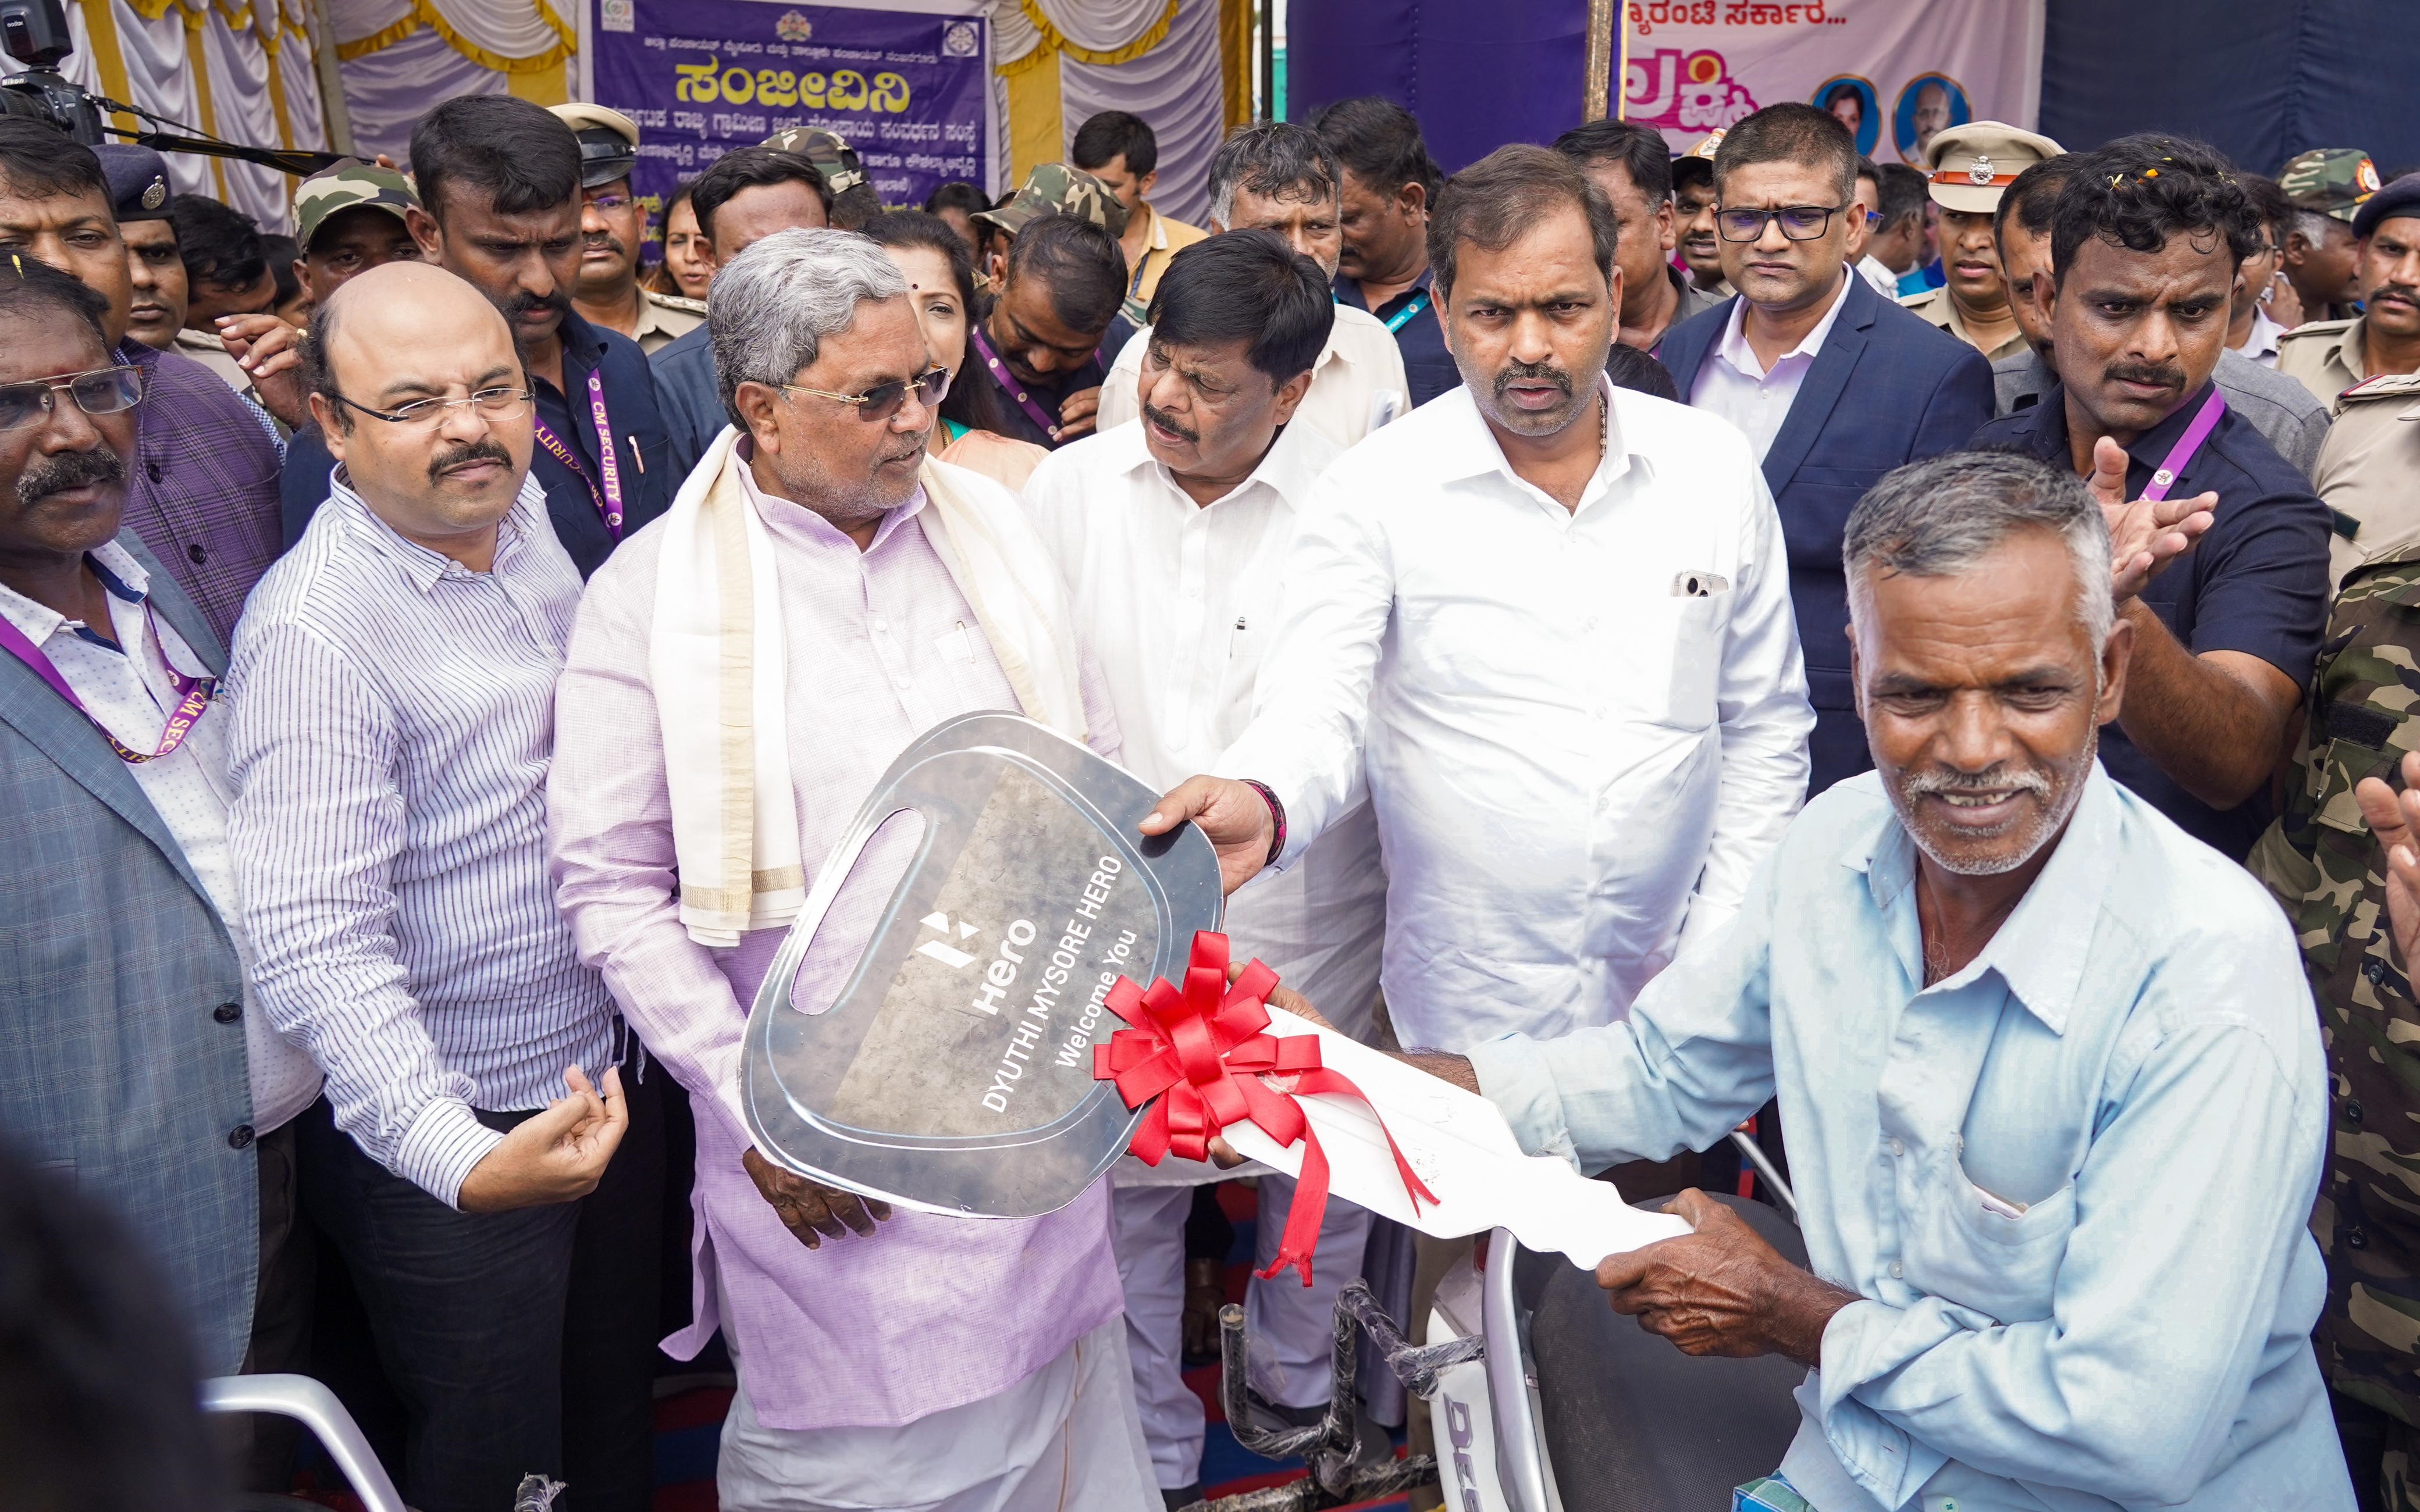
[1521,1193,1812,1512]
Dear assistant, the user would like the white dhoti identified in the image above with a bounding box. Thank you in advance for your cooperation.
[717,1312,1158,1512]
[1111,1176,1375,1489]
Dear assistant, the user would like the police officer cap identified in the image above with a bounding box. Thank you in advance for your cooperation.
[2355,172,2420,241]
[1923,122,2063,215]
[94,143,173,223]
[549,103,641,190]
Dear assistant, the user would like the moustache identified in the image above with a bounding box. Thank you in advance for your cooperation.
[501,288,572,324]
[17,445,124,509]
[583,231,627,258]
[2103,360,2185,392]
[426,438,515,486]
[2372,283,2420,305]
[1141,402,1198,444]
[1899,762,2054,800]
[1493,359,1573,402]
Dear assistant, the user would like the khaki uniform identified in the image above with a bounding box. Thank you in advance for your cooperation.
[1119,204,1209,325]
[2250,539,2420,1510]
[2281,315,2373,407]
[2319,372,2420,589]
[1898,284,2031,361]
[629,290,706,355]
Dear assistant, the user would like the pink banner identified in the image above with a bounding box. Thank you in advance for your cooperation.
[1622,1,2046,165]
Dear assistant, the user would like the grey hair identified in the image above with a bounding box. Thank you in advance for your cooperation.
[1208,121,1343,229]
[1843,451,2114,652]
[709,227,909,425]
[2292,207,2341,248]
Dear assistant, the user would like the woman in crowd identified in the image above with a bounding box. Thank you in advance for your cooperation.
[865,209,1050,490]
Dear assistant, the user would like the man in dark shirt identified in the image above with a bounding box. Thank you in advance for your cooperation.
[0,123,287,651]
[1311,97,1457,408]
[958,212,1124,448]
[1973,134,2328,860]
[283,97,670,576]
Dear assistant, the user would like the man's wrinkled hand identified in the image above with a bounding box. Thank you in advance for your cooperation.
[2087,435,2216,601]
[1142,776,1276,895]
[741,1147,891,1249]
[216,313,308,429]
[1595,1189,1855,1368]
[2357,749,2420,968]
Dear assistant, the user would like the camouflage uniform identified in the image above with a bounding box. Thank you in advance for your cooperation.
[970,162,1128,241]
[763,126,880,227]
[2250,540,2420,1510]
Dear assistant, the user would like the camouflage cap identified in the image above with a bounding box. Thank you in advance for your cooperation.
[293,159,422,250]
[761,126,866,196]
[970,163,1127,240]
[2280,147,2382,222]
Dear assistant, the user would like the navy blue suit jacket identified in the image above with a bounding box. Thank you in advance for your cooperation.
[1659,274,1996,794]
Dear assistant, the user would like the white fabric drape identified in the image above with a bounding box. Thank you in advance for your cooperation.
[337,21,500,163]
[1026,0,1169,53]
[1059,0,1219,224]
[994,1,1042,65]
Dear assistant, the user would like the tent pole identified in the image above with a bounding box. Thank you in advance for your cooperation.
[1258,0,1273,120]
[310,0,355,156]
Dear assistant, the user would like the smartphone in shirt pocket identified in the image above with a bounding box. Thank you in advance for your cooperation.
[1659,570,1729,728]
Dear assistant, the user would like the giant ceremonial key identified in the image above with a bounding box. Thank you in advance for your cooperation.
[741,712,1223,1218]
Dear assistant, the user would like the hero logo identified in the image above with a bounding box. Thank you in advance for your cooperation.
[1444,1395,1483,1512]
[916,911,981,969]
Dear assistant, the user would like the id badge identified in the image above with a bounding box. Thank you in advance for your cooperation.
[1734,1474,1817,1512]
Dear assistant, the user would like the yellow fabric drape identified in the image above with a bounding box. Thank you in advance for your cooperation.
[1018,0,1177,66]
[1218,0,1249,130]
[1003,46,1062,185]
[75,0,143,134]
[259,22,293,148]
[177,3,229,199]
[337,0,572,74]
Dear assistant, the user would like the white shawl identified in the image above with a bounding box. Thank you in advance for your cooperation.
[651,427,1088,946]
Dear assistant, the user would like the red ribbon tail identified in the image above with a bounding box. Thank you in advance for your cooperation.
[1257,1125,1330,1289]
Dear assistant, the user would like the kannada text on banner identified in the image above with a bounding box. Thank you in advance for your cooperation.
[1623,1,2044,162]
[589,0,988,249]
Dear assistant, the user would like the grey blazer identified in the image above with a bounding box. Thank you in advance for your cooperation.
[0,533,257,1375]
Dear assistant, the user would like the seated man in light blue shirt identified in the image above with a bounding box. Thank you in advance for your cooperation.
[1396,451,2350,1509]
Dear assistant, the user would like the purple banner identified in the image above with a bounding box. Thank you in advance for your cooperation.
[588,0,990,252]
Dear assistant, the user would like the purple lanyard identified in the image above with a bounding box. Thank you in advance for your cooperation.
[532,368,625,539]
[968,324,1069,441]
[2141,388,2227,502]
[0,600,215,764]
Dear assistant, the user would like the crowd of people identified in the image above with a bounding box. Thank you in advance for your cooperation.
[6,66,2420,1512]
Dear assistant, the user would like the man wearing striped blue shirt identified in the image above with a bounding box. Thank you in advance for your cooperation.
[225,261,656,1512]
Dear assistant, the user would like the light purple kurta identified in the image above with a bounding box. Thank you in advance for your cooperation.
[547,467,1127,1431]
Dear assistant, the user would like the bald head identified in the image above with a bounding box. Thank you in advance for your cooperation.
[305,260,536,557]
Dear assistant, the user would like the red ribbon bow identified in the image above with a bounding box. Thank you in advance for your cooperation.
[1092,931,1437,1286]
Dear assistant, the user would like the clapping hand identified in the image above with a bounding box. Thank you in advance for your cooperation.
[2087,435,2217,602]
[2356,750,2420,969]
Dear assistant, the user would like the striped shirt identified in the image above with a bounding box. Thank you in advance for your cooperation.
[226,470,615,1208]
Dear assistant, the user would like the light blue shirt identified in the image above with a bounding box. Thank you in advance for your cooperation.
[1469,768,2349,1511]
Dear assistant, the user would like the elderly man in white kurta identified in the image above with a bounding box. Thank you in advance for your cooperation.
[1026,230,1388,1503]
[547,230,1155,1512]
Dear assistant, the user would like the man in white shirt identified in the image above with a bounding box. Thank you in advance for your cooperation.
[1028,231,1387,1505]
[1101,122,1408,449]
[1148,143,1812,1066]
[227,262,643,1512]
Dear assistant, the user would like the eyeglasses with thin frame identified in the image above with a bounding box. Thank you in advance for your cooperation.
[587,192,634,216]
[1717,204,1850,243]
[330,387,535,428]
[0,364,145,433]
[777,366,951,423]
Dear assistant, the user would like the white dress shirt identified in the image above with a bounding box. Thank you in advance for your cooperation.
[1024,416,1388,1049]
[0,540,322,1133]
[1688,266,1855,461]
[1217,379,1814,1052]
[227,474,616,1208]
[2238,305,2287,368]
[1854,254,1899,299]
[1099,304,1411,450]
